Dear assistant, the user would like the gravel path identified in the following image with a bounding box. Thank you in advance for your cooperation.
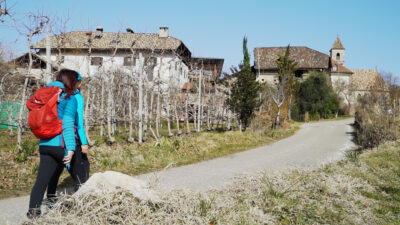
[0,118,355,224]
[137,118,355,190]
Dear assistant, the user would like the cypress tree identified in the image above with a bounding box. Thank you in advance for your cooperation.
[228,37,261,130]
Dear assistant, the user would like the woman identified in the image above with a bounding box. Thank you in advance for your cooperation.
[70,73,90,190]
[43,73,90,208]
[27,69,79,219]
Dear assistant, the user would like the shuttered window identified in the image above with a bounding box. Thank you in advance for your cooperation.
[91,57,103,66]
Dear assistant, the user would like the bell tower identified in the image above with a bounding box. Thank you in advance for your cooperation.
[330,36,345,65]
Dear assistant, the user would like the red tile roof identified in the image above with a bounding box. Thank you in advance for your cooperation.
[330,59,353,74]
[332,37,345,49]
[254,46,330,70]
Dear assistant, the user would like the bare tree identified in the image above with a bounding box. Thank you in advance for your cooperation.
[333,79,353,115]
[15,13,49,152]
[268,46,296,129]
[0,0,10,23]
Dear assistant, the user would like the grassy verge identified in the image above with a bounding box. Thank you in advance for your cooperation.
[0,125,298,199]
[27,141,400,225]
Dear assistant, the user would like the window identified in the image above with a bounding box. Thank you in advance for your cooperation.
[336,53,340,61]
[123,56,136,66]
[145,57,157,66]
[295,70,304,78]
[91,57,103,66]
[57,55,65,64]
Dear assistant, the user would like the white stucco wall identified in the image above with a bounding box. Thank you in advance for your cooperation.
[38,51,189,89]
[331,74,350,88]
[256,72,278,84]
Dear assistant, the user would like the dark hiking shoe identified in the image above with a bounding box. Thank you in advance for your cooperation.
[43,196,59,209]
[26,208,41,219]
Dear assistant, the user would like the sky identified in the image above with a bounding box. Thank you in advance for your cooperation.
[1,0,400,77]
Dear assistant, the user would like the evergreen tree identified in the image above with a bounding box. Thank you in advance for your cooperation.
[295,71,339,120]
[227,37,261,130]
[269,45,297,128]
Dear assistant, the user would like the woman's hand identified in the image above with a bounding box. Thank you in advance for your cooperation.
[63,151,74,165]
[81,145,89,154]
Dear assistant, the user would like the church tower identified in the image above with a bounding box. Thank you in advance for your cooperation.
[330,36,345,65]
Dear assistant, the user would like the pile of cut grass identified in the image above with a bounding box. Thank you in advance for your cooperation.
[25,141,400,224]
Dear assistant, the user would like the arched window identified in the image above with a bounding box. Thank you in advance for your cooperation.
[336,53,340,61]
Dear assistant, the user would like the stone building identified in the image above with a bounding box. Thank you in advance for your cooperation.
[254,36,353,86]
[254,36,388,114]
[31,27,194,88]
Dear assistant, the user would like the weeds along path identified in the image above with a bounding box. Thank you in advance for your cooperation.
[137,118,356,191]
[0,118,354,225]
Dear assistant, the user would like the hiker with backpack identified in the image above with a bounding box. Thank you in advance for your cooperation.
[45,73,91,196]
[26,69,80,218]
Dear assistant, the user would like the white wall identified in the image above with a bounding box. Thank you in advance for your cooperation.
[256,72,278,84]
[39,51,189,89]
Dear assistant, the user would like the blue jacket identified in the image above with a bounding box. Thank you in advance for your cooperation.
[39,81,77,151]
[74,90,88,145]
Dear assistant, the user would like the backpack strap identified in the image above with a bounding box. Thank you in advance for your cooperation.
[61,132,65,149]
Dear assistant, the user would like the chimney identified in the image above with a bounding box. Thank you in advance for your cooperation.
[159,27,169,38]
[126,27,134,33]
[95,26,103,38]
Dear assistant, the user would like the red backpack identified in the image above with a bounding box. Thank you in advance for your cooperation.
[26,86,63,139]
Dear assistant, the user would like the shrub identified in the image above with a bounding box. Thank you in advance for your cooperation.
[15,140,38,162]
[295,72,339,120]
[354,98,399,149]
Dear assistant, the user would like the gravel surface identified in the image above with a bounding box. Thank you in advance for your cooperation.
[0,118,355,224]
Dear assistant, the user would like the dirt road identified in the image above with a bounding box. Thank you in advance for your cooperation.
[0,118,355,224]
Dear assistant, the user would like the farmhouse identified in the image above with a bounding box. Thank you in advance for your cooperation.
[254,37,388,114]
[183,57,224,92]
[254,37,353,86]
[28,27,205,89]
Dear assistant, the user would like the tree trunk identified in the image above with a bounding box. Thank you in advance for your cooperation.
[106,75,115,144]
[288,94,292,120]
[175,104,181,135]
[17,77,29,153]
[84,87,94,146]
[100,76,105,136]
[143,89,148,141]
[166,94,173,137]
[128,87,134,143]
[185,95,190,134]
[197,70,202,132]
[275,106,281,129]
[156,89,160,137]
[137,53,144,143]
[227,109,232,130]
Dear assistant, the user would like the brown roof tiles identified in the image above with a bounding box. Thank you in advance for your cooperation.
[332,37,345,49]
[331,59,353,74]
[350,69,387,91]
[32,31,186,51]
[254,46,330,70]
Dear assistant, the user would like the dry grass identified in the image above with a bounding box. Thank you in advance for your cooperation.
[0,126,297,199]
[23,141,400,225]
[87,127,298,178]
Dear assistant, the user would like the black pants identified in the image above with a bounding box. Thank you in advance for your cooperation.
[29,146,64,209]
[29,143,90,209]
[47,140,90,197]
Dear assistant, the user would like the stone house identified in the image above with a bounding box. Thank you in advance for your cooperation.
[183,57,224,92]
[10,52,64,80]
[254,37,352,86]
[31,27,193,89]
[254,37,388,114]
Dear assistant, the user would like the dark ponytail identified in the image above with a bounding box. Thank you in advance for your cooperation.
[56,69,79,99]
